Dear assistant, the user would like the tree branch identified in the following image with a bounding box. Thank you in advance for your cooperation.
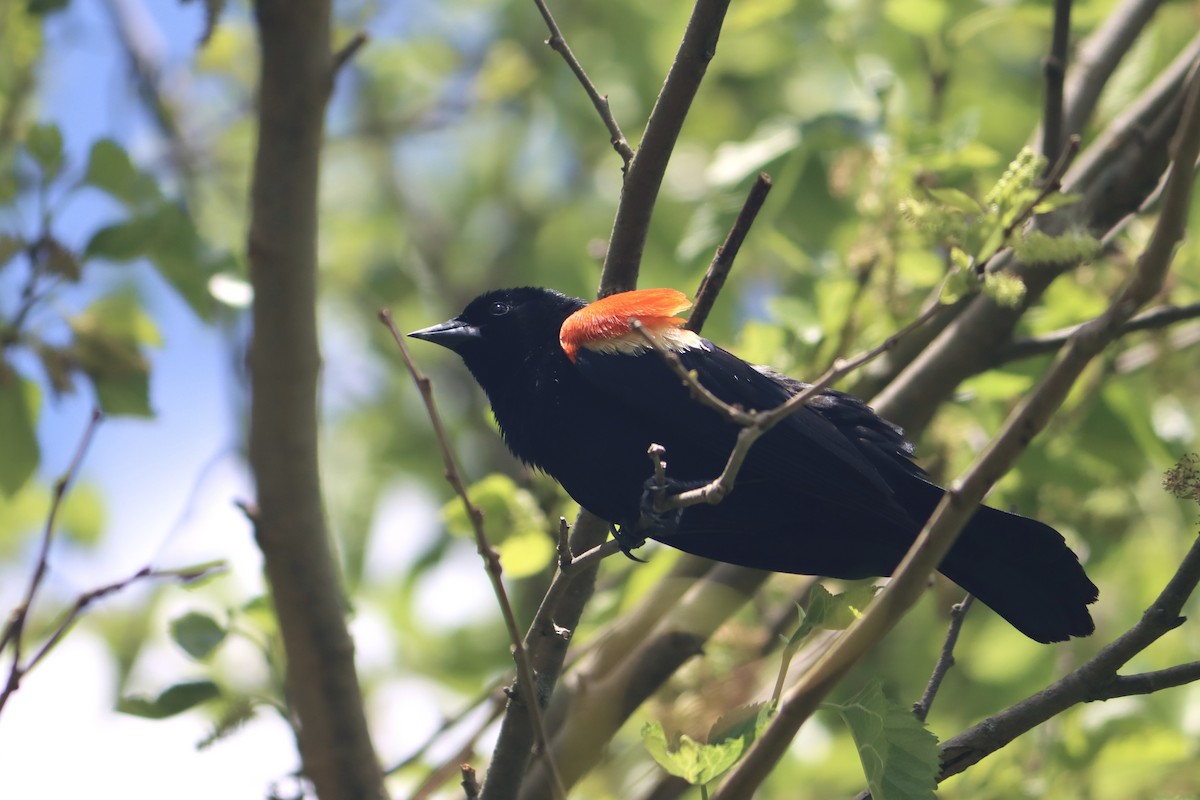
[914,595,974,724]
[1041,0,1073,168]
[687,172,773,333]
[379,311,566,800]
[246,2,385,797]
[939,532,1200,779]
[532,0,633,165]
[0,409,102,714]
[1061,0,1166,140]
[713,60,1200,800]
[598,0,733,295]
[873,33,1200,434]
[997,301,1200,364]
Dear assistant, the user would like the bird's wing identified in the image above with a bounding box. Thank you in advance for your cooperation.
[572,342,917,525]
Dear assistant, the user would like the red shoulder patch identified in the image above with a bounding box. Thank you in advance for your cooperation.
[559,288,693,362]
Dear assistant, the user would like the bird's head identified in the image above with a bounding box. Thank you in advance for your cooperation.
[408,287,585,373]
[410,285,702,381]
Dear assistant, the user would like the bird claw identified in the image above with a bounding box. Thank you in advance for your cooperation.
[611,524,648,562]
[637,476,704,540]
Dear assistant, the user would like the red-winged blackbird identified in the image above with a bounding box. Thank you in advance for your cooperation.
[410,287,1098,643]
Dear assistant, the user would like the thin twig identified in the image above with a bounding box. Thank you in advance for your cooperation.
[688,172,773,333]
[379,309,567,800]
[938,533,1200,780]
[531,0,633,165]
[913,595,974,723]
[1041,0,1074,169]
[598,0,734,294]
[1060,0,1167,141]
[462,765,482,799]
[332,30,369,79]
[386,689,507,776]
[0,408,102,712]
[998,301,1200,364]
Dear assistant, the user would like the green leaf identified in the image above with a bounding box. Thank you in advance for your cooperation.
[83,139,160,207]
[68,294,161,417]
[642,721,748,786]
[1031,192,1081,214]
[118,680,220,719]
[829,679,940,800]
[927,188,983,215]
[495,529,555,579]
[170,612,227,660]
[0,365,40,496]
[442,473,548,545]
[84,203,217,320]
[708,701,776,748]
[25,123,64,178]
[57,483,106,546]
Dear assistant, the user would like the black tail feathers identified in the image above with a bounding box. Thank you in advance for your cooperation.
[938,503,1098,643]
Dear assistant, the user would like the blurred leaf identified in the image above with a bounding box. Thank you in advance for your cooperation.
[0,233,23,269]
[927,187,982,215]
[494,529,554,579]
[32,342,77,396]
[708,701,776,748]
[58,483,105,546]
[0,365,40,495]
[883,0,948,38]
[84,203,217,320]
[829,679,939,800]
[26,0,70,14]
[68,294,160,417]
[41,237,81,281]
[118,680,220,719]
[442,473,547,543]
[0,483,50,559]
[83,139,160,207]
[708,121,800,186]
[170,612,228,661]
[25,122,63,177]
[643,721,747,786]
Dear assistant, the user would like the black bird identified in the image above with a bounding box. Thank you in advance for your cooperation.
[410,287,1098,643]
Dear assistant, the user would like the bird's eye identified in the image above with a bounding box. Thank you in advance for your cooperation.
[489,301,511,316]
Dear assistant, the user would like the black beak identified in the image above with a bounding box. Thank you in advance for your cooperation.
[408,318,482,352]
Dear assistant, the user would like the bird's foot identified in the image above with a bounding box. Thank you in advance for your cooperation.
[638,476,706,539]
[611,524,648,562]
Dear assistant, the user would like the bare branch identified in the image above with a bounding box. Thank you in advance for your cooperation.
[998,301,1200,364]
[247,4,384,796]
[687,172,774,333]
[713,62,1200,800]
[1041,0,1073,167]
[913,595,974,723]
[379,310,566,800]
[332,31,369,80]
[875,35,1200,435]
[532,0,633,165]
[940,533,1200,778]
[1061,0,1166,140]
[599,0,734,295]
[1,409,102,713]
